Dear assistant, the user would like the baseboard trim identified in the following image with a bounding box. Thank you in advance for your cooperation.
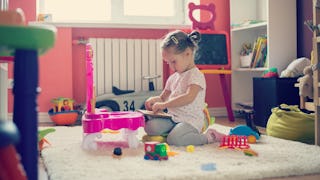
[8,112,52,124]
[208,107,228,117]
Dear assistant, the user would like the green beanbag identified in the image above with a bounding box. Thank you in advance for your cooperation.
[266,104,314,144]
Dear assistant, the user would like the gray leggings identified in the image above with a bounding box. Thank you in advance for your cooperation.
[144,117,208,146]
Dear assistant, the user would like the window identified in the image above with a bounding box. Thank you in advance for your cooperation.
[37,0,199,25]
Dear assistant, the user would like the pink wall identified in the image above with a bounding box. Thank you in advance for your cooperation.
[37,28,73,112]
[9,1,73,112]
[10,0,36,22]
[8,28,73,112]
[8,0,231,113]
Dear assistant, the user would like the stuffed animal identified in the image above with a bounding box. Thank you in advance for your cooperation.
[297,65,313,99]
[280,57,311,78]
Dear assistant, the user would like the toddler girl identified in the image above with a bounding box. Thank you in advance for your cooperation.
[144,30,225,146]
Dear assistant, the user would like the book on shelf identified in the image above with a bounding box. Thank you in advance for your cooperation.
[137,109,172,118]
[251,37,263,67]
[250,36,267,68]
[255,39,267,68]
[249,39,258,68]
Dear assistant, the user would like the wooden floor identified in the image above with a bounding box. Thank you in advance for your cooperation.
[38,117,320,180]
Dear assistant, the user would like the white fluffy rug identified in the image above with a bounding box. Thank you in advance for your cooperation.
[40,124,320,180]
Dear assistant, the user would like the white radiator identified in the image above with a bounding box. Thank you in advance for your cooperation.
[89,38,163,96]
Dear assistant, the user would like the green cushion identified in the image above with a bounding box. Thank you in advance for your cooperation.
[0,24,56,56]
[266,104,314,144]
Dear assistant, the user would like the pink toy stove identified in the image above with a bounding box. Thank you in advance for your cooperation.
[82,43,145,150]
[82,109,145,150]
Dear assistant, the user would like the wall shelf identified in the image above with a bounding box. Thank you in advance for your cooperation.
[230,0,297,108]
[233,67,267,72]
[231,21,267,32]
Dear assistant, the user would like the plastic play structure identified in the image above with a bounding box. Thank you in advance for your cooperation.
[48,97,80,125]
[51,97,75,112]
[82,43,145,150]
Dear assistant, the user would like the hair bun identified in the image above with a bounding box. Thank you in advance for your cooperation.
[188,31,201,44]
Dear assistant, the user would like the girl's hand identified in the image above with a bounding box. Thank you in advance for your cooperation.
[152,102,166,113]
[144,99,153,111]
[145,96,160,111]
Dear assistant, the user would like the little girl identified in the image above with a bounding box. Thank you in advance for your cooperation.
[144,30,225,146]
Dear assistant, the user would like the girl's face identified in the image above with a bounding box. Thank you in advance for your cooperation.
[162,47,195,73]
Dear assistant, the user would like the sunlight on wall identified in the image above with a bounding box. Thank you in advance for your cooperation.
[38,0,110,22]
[36,0,198,24]
[124,0,174,16]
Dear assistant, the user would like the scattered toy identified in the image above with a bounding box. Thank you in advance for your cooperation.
[242,148,258,156]
[112,147,123,159]
[38,128,56,151]
[144,142,168,161]
[186,145,195,152]
[165,143,179,157]
[201,163,216,171]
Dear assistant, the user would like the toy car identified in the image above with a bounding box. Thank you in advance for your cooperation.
[95,87,161,112]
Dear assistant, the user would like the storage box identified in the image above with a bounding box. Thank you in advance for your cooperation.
[253,77,300,127]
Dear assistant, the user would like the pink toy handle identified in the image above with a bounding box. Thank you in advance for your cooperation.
[86,43,94,113]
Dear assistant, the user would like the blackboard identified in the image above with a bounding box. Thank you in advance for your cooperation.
[194,31,230,69]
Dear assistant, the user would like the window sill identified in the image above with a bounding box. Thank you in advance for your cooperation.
[29,21,191,29]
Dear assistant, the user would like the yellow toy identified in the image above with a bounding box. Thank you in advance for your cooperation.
[201,103,215,133]
[142,134,167,143]
[186,145,195,152]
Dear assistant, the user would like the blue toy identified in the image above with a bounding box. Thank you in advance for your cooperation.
[229,125,260,143]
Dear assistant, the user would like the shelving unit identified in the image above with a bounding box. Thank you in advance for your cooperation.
[230,0,297,109]
[231,21,267,32]
[312,0,320,145]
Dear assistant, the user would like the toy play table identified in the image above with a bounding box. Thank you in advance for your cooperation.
[0,24,56,180]
[82,109,145,150]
